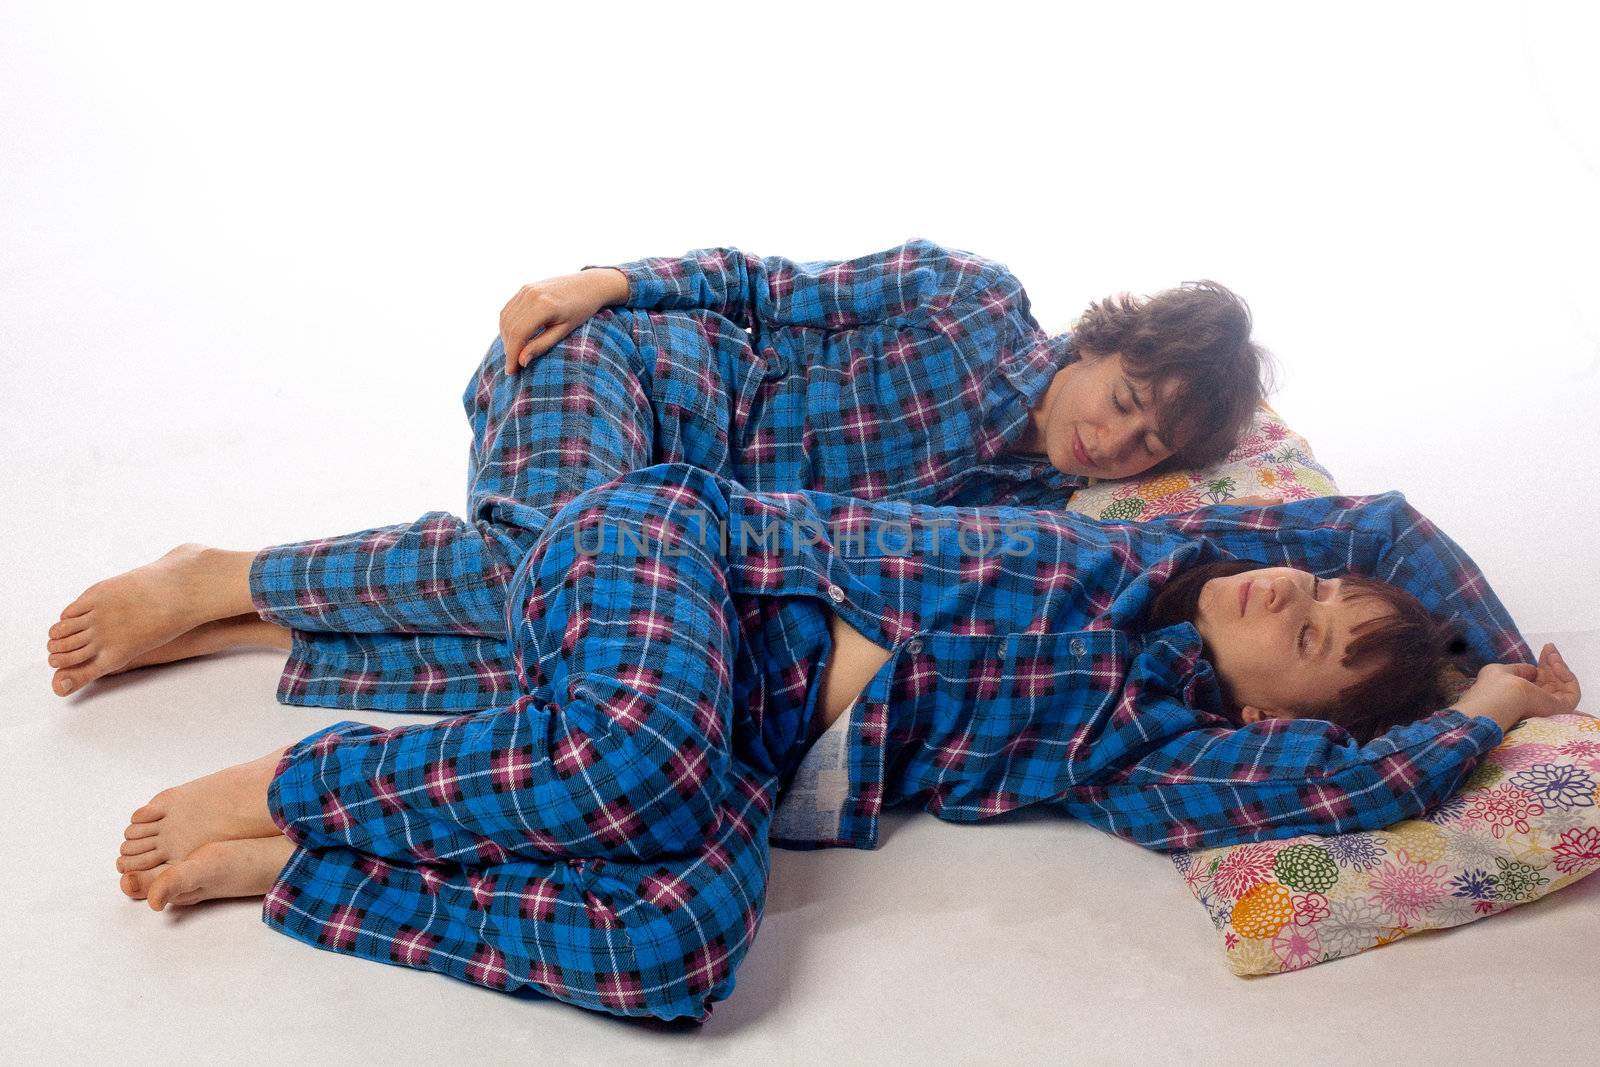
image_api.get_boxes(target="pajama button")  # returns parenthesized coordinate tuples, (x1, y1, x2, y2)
(1070, 638, 1087, 656)
(827, 584, 846, 603)
(905, 638, 924, 655)
(761, 350, 788, 380)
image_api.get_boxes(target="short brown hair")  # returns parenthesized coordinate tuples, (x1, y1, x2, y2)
(1068, 281, 1274, 471)
(1300, 572, 1469, 744)
(1147, 559, 1468, 744)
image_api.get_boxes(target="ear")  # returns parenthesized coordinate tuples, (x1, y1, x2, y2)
(1240, 704, 1298, 725)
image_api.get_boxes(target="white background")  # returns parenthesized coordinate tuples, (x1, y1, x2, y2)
(2, 2, 1597, 1061)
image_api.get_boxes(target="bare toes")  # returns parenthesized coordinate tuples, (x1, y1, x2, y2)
(148, 866, 200, 911)
(124, 822, 160, 841)
(120, 837, 158, 856)
(60, 598, 94, 621)
(49, 614, 87, 639)
(131, 797, 169, 823)
(48, 631, 92, 654)
(124, 864, 171, 901)
(118, 850, 165, 873)
(49, 646, 97, 670)
(53, 667, 95, 696)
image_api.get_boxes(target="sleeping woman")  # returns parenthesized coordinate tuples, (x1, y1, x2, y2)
(106, 461, 1579, 1023)
(46, 238, 1273, 709)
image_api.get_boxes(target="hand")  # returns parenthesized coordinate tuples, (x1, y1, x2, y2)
(1455, 644, 1583, 733)
(499, 268, 629, 375)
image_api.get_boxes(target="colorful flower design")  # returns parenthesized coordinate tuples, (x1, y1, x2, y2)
(1211, 842, 1280, 900)
(1382, 821, 1448, 864)
(1551, 827, 1600, 875)
(1366, 855, 1450, 926)
(1508, 764, 1596, 809)
(1273, 844, 1339, 892)
(1318, 898, 1392, 958)
(1463, 784, 1545, 839)
(1181, 686, 1600, 977)
(1324, 833, 1386, 871)
(1271, 923, 1323, 970)
(1291, 892, 1330, 926)
(1231, 882, 1295, 939)
(1488, 857, 1549, 902)
(1450, 868, 1494, 900)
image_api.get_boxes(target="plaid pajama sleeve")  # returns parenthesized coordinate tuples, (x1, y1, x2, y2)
(1062, 698, 1505, 851)
(586, 236, 1016, 333)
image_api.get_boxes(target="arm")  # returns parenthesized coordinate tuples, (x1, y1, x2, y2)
(579, 237, 1015, 333)
(1062, 643, 1581, 851)
(1060, 704, 1506, 851)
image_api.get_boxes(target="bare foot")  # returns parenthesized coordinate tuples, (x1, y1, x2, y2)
(116, 746, 289, 875)
(109, 613, 291, 674)
(131, 835, 298, 911)
(120, 860, 171, 901)
(48, 543, 257, 697)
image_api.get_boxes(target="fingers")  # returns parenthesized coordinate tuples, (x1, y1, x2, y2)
(501, 310, 562, 374)
(1536, 644, 1581, 709)
(518, 322, 576, 368)
(500, 286, 552, 375)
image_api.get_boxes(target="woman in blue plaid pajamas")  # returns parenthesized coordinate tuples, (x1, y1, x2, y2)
(105, 461, 1579, 1023)
(47, 238, 1274, 706)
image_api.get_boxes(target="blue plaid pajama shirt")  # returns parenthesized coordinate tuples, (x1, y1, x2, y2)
(261, 461, 1528, 1022)
(248, 238, 1084, 712)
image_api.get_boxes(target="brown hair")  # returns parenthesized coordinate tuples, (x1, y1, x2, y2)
(1068, 281, 1274, 471)
(1147, 559, 1470, 744)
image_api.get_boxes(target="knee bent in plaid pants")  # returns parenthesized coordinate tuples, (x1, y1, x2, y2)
(262, 463, 806, 1021)
(248, 316, 682, 711)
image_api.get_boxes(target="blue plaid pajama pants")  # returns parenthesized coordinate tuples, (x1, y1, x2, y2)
(262, 464, 831, 1021)
(249, 314, 727, 711)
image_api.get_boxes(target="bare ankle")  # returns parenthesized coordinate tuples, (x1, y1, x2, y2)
(188, 548, 262, 624)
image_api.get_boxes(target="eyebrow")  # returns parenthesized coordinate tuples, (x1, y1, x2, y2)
(1319, 583, 1358, 660)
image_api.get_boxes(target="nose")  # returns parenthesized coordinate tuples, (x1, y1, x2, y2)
(1264, 576, 1299, 613)
(1098, 421, 1140, 462)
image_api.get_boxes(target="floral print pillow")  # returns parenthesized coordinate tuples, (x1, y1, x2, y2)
(1063, 404, 1337, 521)
(1175, 714, 1600, 975)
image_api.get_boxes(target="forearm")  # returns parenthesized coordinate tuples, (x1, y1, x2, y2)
(579, 238, 1013, 331)
(1081, 709, 1505, 850)
(581, 266, 630, 308)
(1452, 688, 1526, 734)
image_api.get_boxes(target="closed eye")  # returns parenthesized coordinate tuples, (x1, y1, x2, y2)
(1297, 576, 1323, 655)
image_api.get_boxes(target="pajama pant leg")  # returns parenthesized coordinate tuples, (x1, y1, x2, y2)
(249, 312, 659, 712)
(262, 756, 778, 1021)
(266, 462, 753, 867)
(261, 463, 782, 1020)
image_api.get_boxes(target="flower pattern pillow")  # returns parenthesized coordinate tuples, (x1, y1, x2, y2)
(1063, 404, 1337, 521)
(1175, 714, 1600, 975)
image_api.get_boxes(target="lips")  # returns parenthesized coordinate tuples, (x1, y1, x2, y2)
(1071, 431, 1094, 469)
(1239, 581, 1251, 616)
